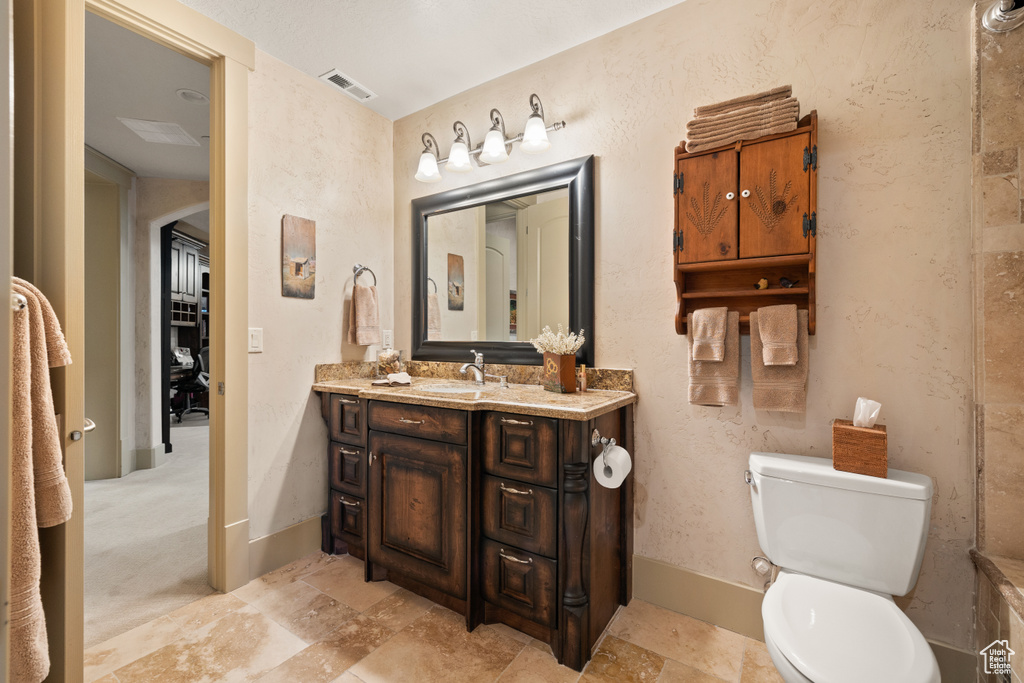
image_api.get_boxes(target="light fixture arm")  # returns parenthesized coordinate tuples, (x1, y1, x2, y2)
(452, 120, 472, 150)
(529, 94, 544, 120)
(421, 132, 440, 157)
(489, 108, 507, 137)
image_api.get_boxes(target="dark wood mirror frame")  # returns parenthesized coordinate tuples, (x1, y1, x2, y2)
(412, 155, 595, 366)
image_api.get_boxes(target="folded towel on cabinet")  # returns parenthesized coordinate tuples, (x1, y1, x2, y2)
(685, 119, 799, 153)
(347, 284, 381, 346)
(686, 97, 799, 133)
(687, 310, 740, 407)
(690, 307, 729, 362)
(694, 85, 793, 117)
(750, 309, 809, 413)
(756, 304, 799, 366)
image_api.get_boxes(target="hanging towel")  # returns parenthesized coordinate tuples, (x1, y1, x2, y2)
(687, 311, 739, 407)
(347, 284, 381, 346)
(694, 85, 793, 117)
(757, 304, 799, 366)
(13, 277, 72, 368)
(12, 283, 73, 528)
(427, 292, 442, 341)
(750, 309, 809, 413)
(690, 307, 728, 362)
(686, 98, 800, 133)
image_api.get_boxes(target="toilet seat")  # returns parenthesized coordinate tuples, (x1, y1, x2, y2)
(762, 571, 939, 683)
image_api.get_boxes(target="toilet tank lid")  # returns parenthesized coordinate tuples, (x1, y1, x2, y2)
(749, 452, 933, 500)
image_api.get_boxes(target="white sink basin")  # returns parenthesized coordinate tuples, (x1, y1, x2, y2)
(416, 384, 491, 394)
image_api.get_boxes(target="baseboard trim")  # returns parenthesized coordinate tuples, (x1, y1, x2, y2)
(632, 555, 765, 640)
(248, 516, 322, 582)
(134, 444, 165, 470)
(633, 555, 978, 681)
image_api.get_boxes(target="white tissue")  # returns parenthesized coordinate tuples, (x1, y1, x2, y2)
(594, 444, 632, 489)
(853, 397, 881, 428)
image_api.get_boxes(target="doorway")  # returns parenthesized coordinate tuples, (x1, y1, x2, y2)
(82, 11, 214, 647)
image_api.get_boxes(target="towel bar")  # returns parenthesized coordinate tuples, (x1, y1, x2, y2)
(11, 291, 27, 311)
(353, 263, 377, 286)
(427, 277, 437, 293)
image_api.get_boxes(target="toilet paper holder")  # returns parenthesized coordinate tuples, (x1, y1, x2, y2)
(591, 429, 616, 470)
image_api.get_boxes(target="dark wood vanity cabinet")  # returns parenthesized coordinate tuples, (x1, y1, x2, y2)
(319, 392, 634, 672)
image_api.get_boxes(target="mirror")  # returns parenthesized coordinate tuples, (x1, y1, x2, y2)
(412, 156, 594, 366)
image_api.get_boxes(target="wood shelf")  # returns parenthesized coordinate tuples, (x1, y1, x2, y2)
(676, 253, 812, 273)
(681, 286, 808, 299)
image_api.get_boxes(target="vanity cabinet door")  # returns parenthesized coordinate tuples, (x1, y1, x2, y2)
(481, 475, 557, 558)
(675, 149, 739, 264)
(367, 431, 467, 599)
(329, 442, 366, 498)
(329, 394, 365, 446)
(737, 133, 810, 258)
(481, 539, 557, 628)
(330, 491, 365, 547)
(482, 412, 558, 488)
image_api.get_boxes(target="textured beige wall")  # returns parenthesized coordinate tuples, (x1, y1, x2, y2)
(247, 51, 394, 540)
(393, 0, 975, 648)
(974, 7, 1024, 559)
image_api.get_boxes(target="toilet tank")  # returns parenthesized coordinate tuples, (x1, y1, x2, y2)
(748, 452, 933, 596)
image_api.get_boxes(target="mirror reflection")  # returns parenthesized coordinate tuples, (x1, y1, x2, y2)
(425, 188, 569, 343)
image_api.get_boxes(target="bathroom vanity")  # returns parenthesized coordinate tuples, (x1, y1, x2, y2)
(313, 377, 635, 671)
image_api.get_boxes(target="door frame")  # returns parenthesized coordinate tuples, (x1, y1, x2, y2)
(10, 0, 253, 677)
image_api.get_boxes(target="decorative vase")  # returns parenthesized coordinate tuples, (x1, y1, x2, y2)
(542, 352, 577, 394)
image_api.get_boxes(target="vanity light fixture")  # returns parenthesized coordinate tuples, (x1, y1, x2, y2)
(414, 94, 566, 182)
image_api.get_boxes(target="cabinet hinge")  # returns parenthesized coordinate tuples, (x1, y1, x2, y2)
(673, 172, 683, 195)
(803, 145, 818, 172)
(802, 212, 817, 238)
(673, 230, 684, 252)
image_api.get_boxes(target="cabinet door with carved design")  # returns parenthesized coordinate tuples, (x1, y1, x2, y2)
(675, 150, 739, 264)
(738, 133, 810, 258)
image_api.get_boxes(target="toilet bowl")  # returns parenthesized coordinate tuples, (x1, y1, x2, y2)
(747, 452, 941, 683)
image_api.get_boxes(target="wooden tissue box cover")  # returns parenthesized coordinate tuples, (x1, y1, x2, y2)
(832, 419, 887, 478)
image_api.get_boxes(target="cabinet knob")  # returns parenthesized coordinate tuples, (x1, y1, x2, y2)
(726, 192, 735, 201)
(741, 189, 751, 198)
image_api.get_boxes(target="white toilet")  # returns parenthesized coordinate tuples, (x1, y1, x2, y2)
(747, 452, 941, 683)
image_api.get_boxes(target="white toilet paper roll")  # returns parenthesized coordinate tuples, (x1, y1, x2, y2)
(594, 444, 632, 489)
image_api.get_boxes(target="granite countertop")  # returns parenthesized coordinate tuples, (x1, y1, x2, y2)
(312, 377, 636, 421)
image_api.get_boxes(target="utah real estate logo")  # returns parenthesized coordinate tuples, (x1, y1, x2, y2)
(981, 639, 1014, 676)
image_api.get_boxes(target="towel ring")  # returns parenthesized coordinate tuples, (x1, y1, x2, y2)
(353, 264, 376, 286)
(427, 277, 437, 293)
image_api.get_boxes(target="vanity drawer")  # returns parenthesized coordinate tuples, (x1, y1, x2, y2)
(482, 475, 557, 558)
(329, 442, 366, 498)
(368, 401, 468, 445)
(330, 491, 365, 547)
(481, 538, 557, 628)
(329, 394, 365, 446)
(482, 412, 558, 488)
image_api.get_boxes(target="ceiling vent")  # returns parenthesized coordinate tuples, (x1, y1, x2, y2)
(118, 117, 200, 146)
(319, 69, 377, 102)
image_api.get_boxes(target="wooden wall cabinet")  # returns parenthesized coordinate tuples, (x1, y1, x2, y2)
(674, 111, 817, 335)
(319, 392, 634, 672)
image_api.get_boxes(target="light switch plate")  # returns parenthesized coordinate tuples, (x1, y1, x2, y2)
(382, 329, 393, 348)
(248, 328, 263, 353)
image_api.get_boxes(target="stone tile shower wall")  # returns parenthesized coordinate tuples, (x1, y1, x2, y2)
(974, 6, 1024, 562)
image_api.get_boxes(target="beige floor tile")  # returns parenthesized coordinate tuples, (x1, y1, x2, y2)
(84, 615, 183, 683)
(302, 555, 400, 611)
(659, 659, 728, 682)
(257, 614, 394, 683)
(251, 578, 359, 643)
(91, 675, 119, 683)
(349, 605, 524, 683)
(739, 639, 783, 683)
(497, 645, 581, 682)
(113, 605, 307, 683)
(530, 637, 556, 656)
(361, 588, 434, 631)
(580, 634, 666, 682)
(486, 621, 535, 645)
(233, 551, 339, 604)
(167, 590, 248, 634)
(609, 600, 745, 682)
(330, 672, 366, 683)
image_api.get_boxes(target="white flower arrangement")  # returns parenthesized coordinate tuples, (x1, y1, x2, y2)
(529, 324, 586, 355)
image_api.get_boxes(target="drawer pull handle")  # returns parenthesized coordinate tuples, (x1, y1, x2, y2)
(500, 549, 533, 565)
(339, 447, 359, 456)
(368, 451, 376, 465)
(500, 482, 533, 496)
(339, 397, 358, 405)
(340, 498, 361, 508)
(398, 417, 425, 425)
(500, 417, 533, 426)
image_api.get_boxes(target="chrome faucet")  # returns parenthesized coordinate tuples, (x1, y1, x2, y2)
(460, 350, 485, 385)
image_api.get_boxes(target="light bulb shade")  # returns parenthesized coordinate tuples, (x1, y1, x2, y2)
(446, 141, 472, 172)
(520, 114, 551, 154)
(415, 151, 442, 183)
(480, 128, 509, 164)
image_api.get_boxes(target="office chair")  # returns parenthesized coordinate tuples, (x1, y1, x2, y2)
(173, 346, 210, 422)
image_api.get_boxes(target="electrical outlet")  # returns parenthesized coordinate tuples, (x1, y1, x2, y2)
(470, 330, 478, 341)
(382, 329, 393, 348)
(248, 328, 263, 353)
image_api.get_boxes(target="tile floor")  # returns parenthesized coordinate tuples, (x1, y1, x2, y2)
(84, 551, 783, 683)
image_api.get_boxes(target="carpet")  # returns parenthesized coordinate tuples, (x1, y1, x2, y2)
(84, 418, 213, 647)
